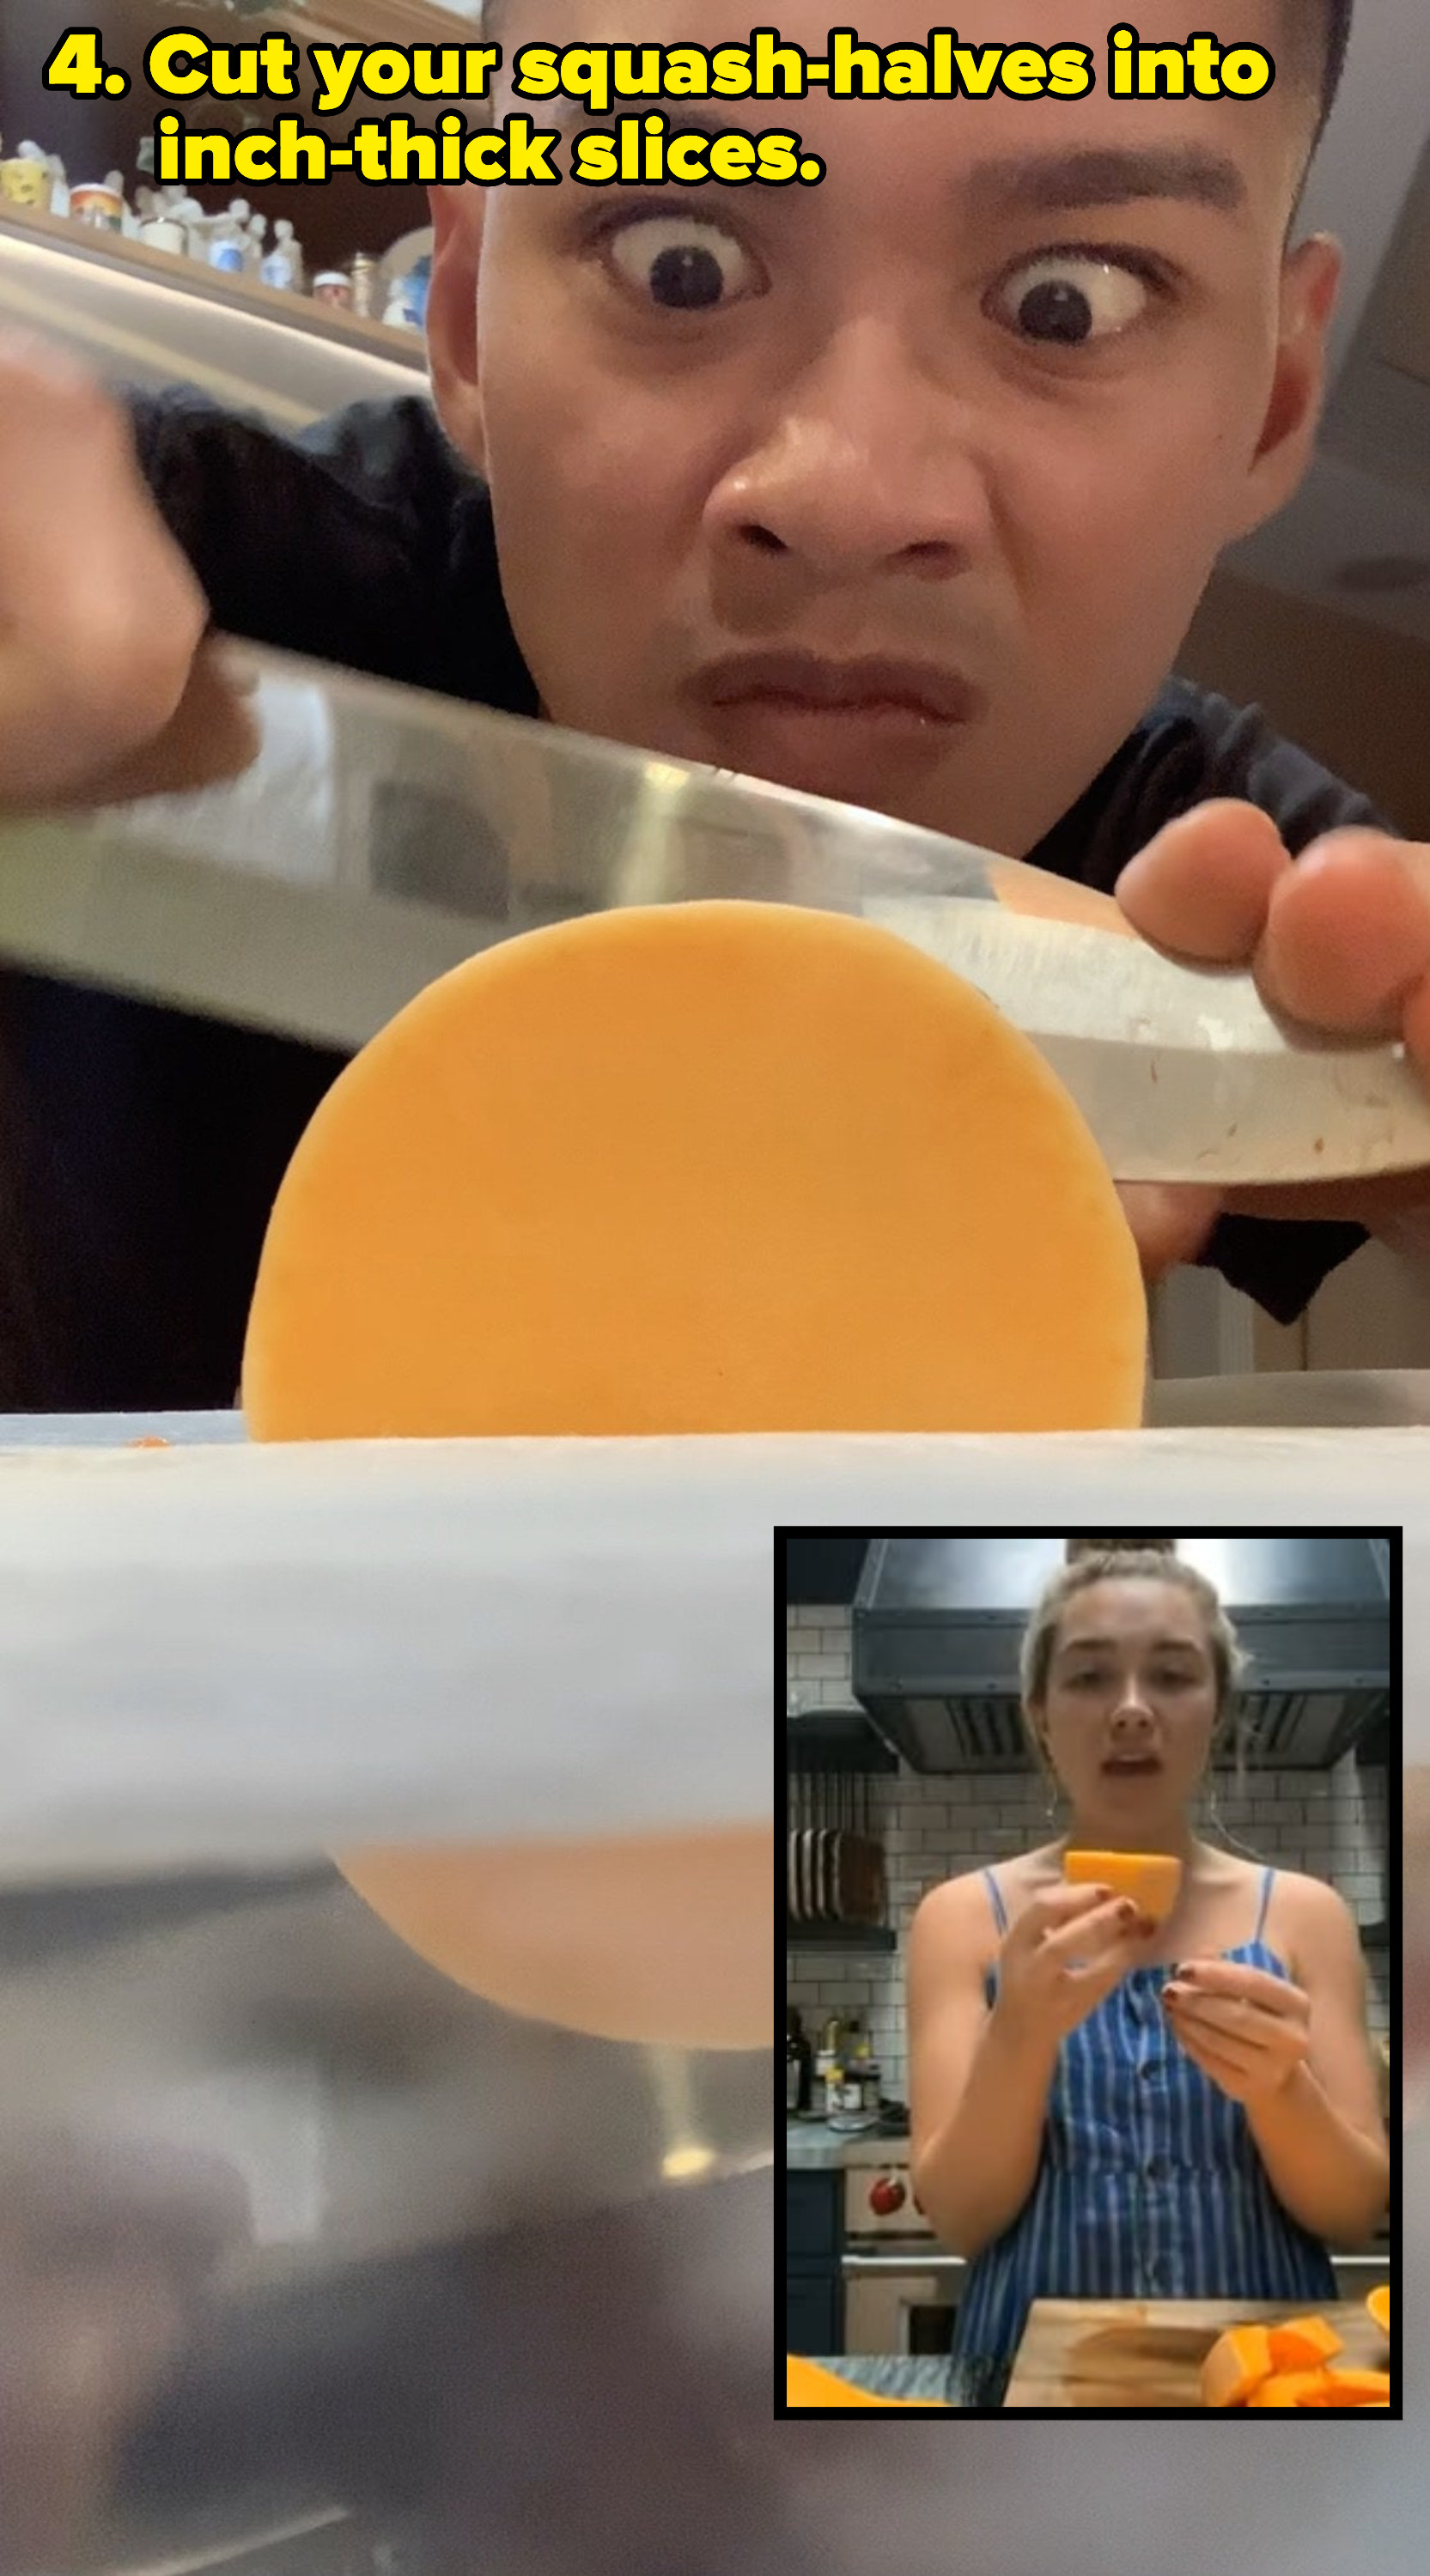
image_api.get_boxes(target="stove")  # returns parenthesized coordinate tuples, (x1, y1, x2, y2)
(839, 2122, 964, 2358)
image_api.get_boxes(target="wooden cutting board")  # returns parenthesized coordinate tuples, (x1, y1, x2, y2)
(1004, 2300, 1390, 2409)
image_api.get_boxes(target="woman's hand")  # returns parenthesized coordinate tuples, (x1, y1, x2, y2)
(993, 1881, 1156, 2054)
(1162, 1957, 1311, 2106)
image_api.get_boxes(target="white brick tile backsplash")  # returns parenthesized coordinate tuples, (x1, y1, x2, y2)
(787, 1613, 1390, 2091)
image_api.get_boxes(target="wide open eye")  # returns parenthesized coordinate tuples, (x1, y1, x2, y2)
(606, 214, 759, 313)
(991, 251, 1158, 349)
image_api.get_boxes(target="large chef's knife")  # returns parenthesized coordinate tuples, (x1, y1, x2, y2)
(0, 639, 1425, 1185)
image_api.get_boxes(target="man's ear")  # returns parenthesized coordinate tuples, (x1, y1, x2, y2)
(426, 184, 487, 473)
(1227, 232, 1343, 542)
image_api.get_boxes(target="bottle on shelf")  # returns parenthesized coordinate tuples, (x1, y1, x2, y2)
(853, 2032, 882, 2117)
(349, 251, 379, 319)
(69, 168, 127, 233)
(206, 198, 251, 275)
(133, 183, 183, 257)
(813, 2014, 843, 2120)
(828, 2014, 878, 2130)
(260, 216, 303, 293)
(0, 141, 54, 212)
(786, 2006, 813, 2116)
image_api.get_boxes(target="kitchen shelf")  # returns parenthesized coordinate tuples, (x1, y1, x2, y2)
(787, 1923, 898, 1952)
(1360, 1923, 1390, 1953)
(0, 202, 428, 368)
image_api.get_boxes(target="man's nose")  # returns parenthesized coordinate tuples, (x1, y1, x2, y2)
(705, 321, 989, 583)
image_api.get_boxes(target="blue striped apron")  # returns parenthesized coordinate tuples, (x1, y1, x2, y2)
(945, 1862, 1337, 2407)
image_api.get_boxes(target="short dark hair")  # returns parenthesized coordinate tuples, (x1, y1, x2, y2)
(1307, 0, 1354, 141)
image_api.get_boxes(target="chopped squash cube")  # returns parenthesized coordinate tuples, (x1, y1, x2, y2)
(1367, 2286, 1390, 2336)
(1201, 2324, 1275, 2408)
(1293, 2366, 1392, 2405)
(1206, 2313, 1394, 2409)
(1246, 2369, 1339, 2407)
(1267, 2315, 1344, 2371)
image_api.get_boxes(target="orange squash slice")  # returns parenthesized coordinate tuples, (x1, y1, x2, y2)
(1063, 1850, 1183, 1923)
(243, 903, 1147, 1443)
(241, 902, 1147, 2051)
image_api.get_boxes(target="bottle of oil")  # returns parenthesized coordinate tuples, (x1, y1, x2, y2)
(815, 2014, 843, 2118)
(786, 2007, 813, 2116)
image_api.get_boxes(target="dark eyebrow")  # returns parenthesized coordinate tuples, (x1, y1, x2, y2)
(1058, 1633, 1205, 1657)
(958, 144, 1248, 222)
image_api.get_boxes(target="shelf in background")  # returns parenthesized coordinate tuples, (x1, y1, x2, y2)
(0, 201, 428, 370)
(787, 1923, 898, 1952)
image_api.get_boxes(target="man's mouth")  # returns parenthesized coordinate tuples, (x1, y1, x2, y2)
(695, 649, 983, 728)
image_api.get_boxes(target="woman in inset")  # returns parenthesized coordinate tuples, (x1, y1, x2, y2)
(908, 1545, 1389, 2410)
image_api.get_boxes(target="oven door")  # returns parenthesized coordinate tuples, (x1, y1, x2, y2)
(842, 2248, 966, 2357)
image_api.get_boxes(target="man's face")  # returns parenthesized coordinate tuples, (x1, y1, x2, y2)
(429, 0, 1339, 855)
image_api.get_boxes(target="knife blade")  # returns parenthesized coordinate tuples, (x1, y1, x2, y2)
(0, 639, 1424, 1185)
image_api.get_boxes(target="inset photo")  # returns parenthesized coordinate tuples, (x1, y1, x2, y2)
(785, 1528, 1394, 2414)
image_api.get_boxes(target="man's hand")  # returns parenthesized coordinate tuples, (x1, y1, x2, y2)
(1113, 799, 1430, 1279)
(0, 338, 256, 810)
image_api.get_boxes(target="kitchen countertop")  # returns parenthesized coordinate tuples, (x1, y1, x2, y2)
(786, 2120, 906, 2170)
(799, 2292, 1392, 2409)
(1005, 2297, 1390, 2409)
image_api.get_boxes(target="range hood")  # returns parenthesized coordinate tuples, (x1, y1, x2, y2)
(851, 1535, 1391, 1774)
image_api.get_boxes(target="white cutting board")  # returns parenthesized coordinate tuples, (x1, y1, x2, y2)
(0, 1410, 1420, 1873)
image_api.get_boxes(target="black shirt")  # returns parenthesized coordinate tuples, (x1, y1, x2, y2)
(0, 387, 1384, 1411)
